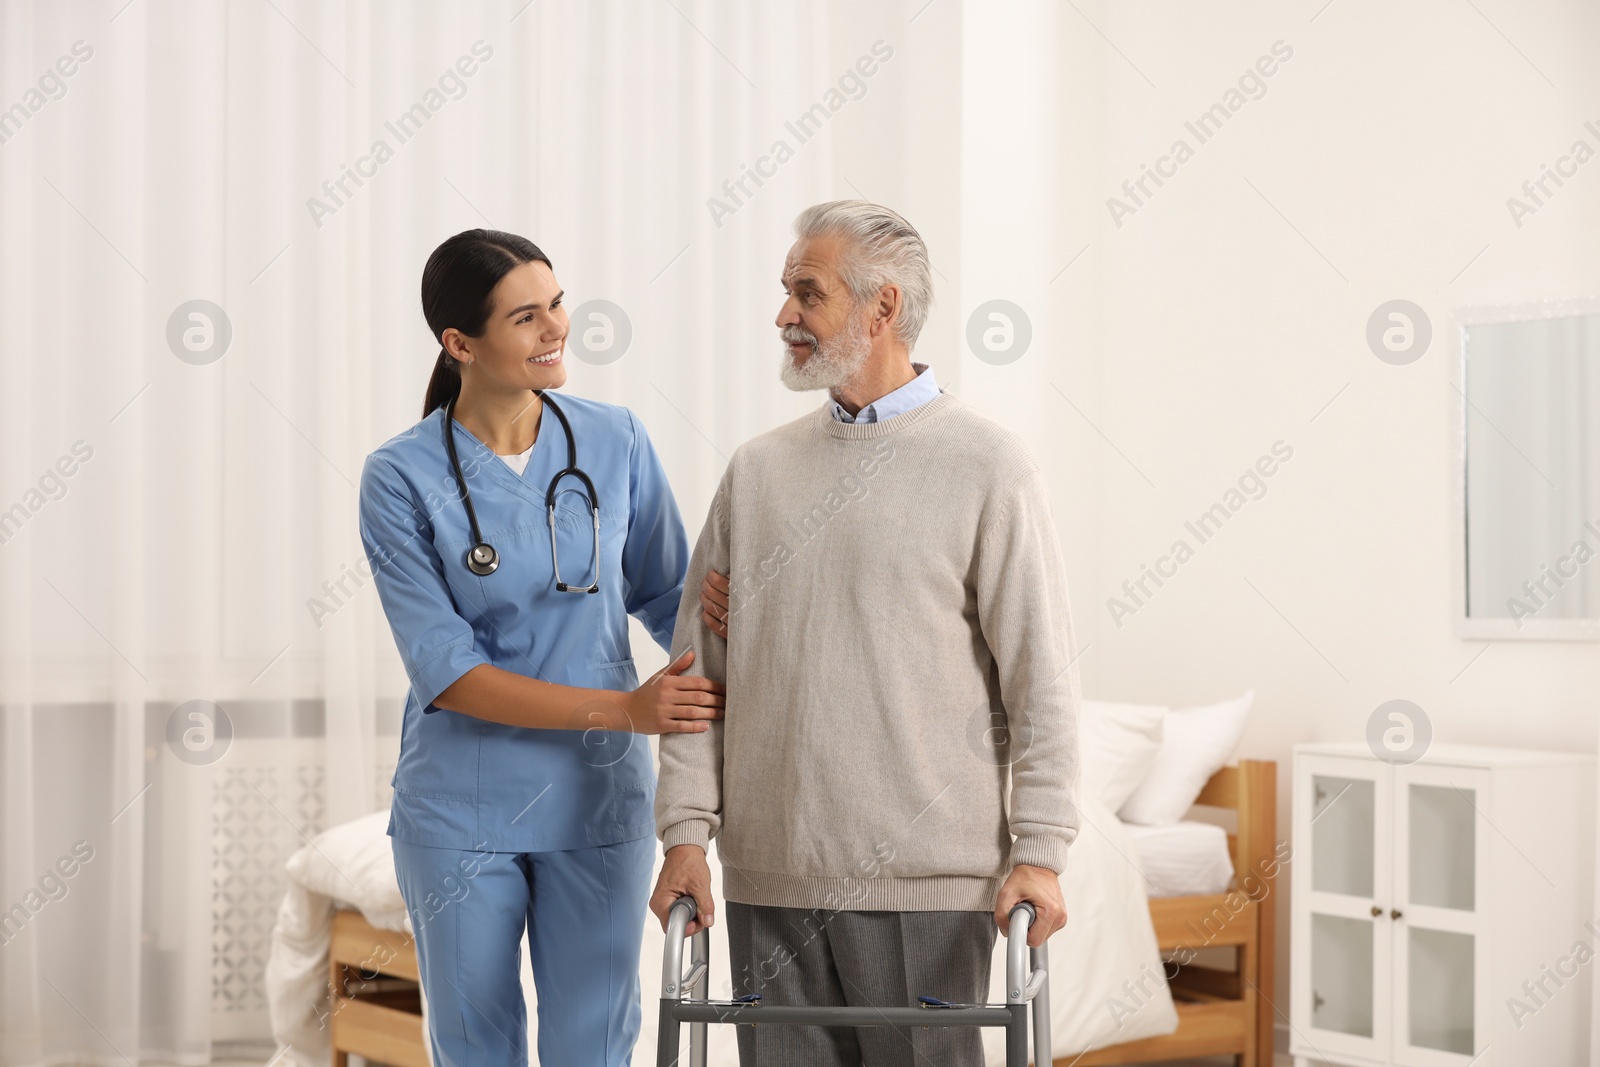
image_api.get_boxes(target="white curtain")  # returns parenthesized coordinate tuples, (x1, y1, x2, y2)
(0, 1, 832, 1062)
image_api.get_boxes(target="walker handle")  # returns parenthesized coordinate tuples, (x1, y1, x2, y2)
(661, 896, 710, 1067)
(660, 896, 700, 997)
(1004, 901, 1052, 1062)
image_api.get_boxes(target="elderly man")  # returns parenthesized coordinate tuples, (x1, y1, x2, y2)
(649, 200, 1081, 1066)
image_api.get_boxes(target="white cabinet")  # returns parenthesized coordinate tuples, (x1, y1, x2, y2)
(1290, 743, 1594, 1067)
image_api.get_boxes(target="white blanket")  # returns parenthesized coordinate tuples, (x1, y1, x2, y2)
(266, 797, 1176, 1065)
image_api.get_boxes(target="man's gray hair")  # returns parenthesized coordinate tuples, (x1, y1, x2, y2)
(793, 200, 933, 350)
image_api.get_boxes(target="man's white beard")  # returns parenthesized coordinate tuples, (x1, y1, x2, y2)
(779, 311, 871, 392)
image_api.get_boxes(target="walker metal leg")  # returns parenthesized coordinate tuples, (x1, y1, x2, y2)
(1031, 941, 1051, 1065)
(1007, 1002, 1030, 1066)
(656, 999, 681, 1067)
(688, 927, 708, 1067)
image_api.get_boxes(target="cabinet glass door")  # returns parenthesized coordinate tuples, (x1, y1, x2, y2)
(1293, 755, 1391, 1061)
(1394, 765, 1486, 1066)
(1310, 912, 1376, 1039)
(1312, 773, 1376, 898)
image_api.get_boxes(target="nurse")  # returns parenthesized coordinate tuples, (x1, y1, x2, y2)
(358, 228, 724, 1067)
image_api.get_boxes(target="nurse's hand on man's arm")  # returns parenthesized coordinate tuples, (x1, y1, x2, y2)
(649, 844, 715, 936)
(700, 569, 731, 638)
(431, 651, 722, 735)
(622, 649, 725, 735)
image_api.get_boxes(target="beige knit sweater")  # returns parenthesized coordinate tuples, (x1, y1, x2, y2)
(655, 392, 1081, 912)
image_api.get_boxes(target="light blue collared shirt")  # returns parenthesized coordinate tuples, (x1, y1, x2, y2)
(830, 362, 940, 423)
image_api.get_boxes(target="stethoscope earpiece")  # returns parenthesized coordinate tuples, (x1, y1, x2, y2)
(444, 391, 600, 593)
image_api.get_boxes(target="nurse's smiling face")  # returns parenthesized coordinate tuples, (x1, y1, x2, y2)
(445, 260, 570, 392)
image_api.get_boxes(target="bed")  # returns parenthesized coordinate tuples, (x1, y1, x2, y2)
(1067, 758, 1279, 1067)
(267, 758, 1277, 1067)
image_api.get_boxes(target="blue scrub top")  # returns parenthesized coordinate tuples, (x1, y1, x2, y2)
(358, 393, 688, 853)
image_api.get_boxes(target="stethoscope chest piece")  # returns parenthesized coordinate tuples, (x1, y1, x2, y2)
(466, 543, 499, 576)
(444, 391, 600, 593)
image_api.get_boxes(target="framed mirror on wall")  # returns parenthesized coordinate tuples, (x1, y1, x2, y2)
(1453, 298, 1600, 640)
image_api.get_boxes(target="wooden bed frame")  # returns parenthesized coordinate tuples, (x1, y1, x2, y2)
(322, 759, 1278, 1067)
(328, 909, 427, 1067)
(1065, 759, 1279, 1067)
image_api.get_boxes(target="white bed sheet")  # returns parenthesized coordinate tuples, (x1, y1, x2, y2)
(1125, 819, 1235, 898)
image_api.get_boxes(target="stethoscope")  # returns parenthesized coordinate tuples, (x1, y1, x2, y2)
(442, 390, 601, 593)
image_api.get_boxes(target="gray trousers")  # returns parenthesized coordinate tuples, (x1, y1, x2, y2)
(724, 901, 998, 1067)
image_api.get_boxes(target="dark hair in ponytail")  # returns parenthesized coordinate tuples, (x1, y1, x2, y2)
(421, 229, 554, 419)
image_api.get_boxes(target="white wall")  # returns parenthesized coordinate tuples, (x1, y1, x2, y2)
(1094, 0, 1600, 741)
(1092, 0, 1600, 1028)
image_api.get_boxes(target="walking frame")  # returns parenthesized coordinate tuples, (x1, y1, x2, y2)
(656, 896, 1052, 1067)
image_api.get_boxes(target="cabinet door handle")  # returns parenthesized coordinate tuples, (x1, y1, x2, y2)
(1390, 908, 1403, 920)
(1370, 905, 1382, 917)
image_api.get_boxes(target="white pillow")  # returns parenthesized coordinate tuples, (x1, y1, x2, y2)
(283, 810, 409, 930)
(1117, 691, 1254, 826)
(1077, 700, 1166, 809)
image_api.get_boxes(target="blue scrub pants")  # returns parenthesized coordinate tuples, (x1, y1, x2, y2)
(392, 835, 656, 1067)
